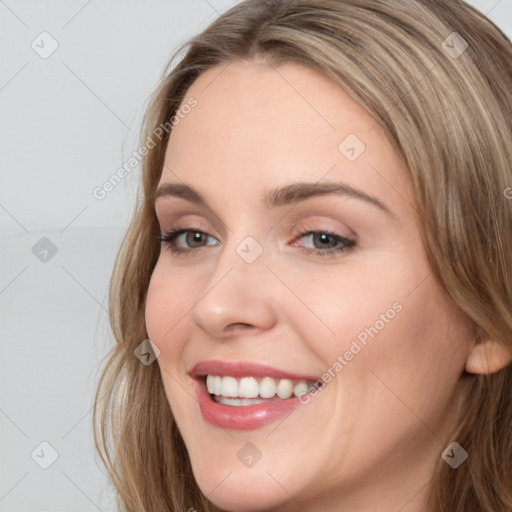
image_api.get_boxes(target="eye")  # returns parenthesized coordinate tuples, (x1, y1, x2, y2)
(157, 226, 356, 258)
(291, 229, 356, 257)
(157, 227, 218, 255)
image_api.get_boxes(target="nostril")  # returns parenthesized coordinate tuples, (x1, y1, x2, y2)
(226, 322, 254, 332)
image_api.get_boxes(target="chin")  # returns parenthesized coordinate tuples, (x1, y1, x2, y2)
(192, 466, 293, 512)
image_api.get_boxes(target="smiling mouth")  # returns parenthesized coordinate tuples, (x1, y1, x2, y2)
(204, 374, 321, 406)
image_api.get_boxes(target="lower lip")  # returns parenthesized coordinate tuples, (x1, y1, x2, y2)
(195, 379, 303, 430)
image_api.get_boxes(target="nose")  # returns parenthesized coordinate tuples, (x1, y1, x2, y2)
(190, 241, 278, 339)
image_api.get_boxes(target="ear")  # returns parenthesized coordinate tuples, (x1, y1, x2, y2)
(465, 333, 512, 375)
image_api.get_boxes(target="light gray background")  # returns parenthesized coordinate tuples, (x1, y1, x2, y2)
(1, 1, 510, 510)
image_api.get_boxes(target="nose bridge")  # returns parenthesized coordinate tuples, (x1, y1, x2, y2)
(190, 230, 277, 337)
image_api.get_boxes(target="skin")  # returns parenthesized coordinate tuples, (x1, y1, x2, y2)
(144, 59, 506, 512)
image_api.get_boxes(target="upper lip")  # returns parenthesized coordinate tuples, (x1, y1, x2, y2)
(191, 359, 320, 382)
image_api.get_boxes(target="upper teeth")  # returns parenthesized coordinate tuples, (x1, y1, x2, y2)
(206, 375, 310, 399)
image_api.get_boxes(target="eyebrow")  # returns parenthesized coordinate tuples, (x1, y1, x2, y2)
(153, 181, 394, 217)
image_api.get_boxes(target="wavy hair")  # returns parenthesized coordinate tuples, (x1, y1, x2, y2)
(93, 1, 512, 510)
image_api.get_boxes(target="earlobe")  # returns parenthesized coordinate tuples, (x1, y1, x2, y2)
(465, 334, 512, 375)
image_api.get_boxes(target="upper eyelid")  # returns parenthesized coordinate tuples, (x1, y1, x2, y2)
(155, 204, 360, 238)
(157, 214, 354, 234)
(155, 208, 229, 238)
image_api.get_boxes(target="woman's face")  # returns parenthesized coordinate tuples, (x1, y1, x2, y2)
(145, 59, 476, 511)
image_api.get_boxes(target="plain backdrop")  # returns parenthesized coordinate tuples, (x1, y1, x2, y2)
(1, 1, 511, 510)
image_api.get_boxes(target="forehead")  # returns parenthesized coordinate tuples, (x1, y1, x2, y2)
(161, 59, 412, 215)
(169, 59, 373, 158)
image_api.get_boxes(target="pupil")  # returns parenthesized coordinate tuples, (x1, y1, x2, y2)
(188, 232, 204, 247)
(315, 233, 335, 248)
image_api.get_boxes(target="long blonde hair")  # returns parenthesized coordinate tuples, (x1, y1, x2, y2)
(93, 1, 512, 510)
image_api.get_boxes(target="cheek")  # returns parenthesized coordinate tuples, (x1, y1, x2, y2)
(334, 268, 473, 426)
(144, 270, 167, 344)
(300, 250, 470, 396)
(284, 258, 413, 363)
(144, 264, 197, 416)
(144, 262, 194, 355)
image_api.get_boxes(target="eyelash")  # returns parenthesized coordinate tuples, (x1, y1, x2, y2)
(157, 225, 356, 258)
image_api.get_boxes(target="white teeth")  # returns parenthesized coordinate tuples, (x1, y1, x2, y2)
(215, 397, 269, 406)
(206, 375, 215, 394)
(259, 376, 276, 398)
(293, 381, 309, 397)
(238, 377, 259, 398)
(221, 376, 238, 397)
(214, 376, 222, 396)
(276, 378, 294, 399)
(204, 374, 312, 400)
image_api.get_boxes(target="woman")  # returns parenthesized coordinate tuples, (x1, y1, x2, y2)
(94, 1, 512, 510)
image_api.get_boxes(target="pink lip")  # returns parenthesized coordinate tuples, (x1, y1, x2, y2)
(191, 360, 320, 431)
(194, 379, 302, 430)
